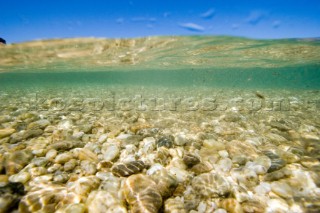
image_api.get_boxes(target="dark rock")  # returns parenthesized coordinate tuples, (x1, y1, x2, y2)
(9, 129, 43, 143)
(3, 150, 33, 175)
(224, 114, 241, 122)
(48, 140, 85, 151)
(157, 136, 174, 148)
(136, 128, 159, 137)
(119, 135, 143, 147)
(0, 38, 6, 45)
(264, 167, 292, 181)
(264, 151, 286, 173)
(183, 154, 200, 168)
(0, 182, 25, 195)
(269, 121, 291, 132)
(27, 119, 50, 130)
(111, 160, 145, 177)
(0, 182, 25, 212)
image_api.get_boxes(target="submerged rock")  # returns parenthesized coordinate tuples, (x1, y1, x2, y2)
(19, 183, 80, 212)
(183, 153, 200, 168)
(111, 160, 146, 177)
(48, 140, 85, 151)
(27, 119, 50, 130)
(151, 169, 178, 198)
(10, 129, 43, 143)
(164, 197, 186, 213)
(124, 174, 162, 213)
(192, 172, 231, 198)
(157, 136, 174, 148)
(86, 190, 127, 213)
(264, 151, 286, 172)
(0, 128, 15, 139)
(0, 182, 25, 213)
(3, 150, 33, 175)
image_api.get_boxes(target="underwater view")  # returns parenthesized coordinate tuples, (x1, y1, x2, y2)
(1, 1, 320, 213)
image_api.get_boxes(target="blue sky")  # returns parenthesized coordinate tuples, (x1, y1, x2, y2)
(1, 0, 320, 43)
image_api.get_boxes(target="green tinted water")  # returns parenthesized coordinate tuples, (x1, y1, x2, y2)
(1, 36, 319, 91)
(0, 65, 319, 90)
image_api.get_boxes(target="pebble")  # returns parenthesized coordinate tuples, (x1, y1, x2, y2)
(27, 119, 50, 130)
(216, 158, 233, 172)
(0, 128, 15, 139)
(168, 166, 190, 183)
(101, 143, 120, 162)
(192, 172, 231, 198)
(57, 203, 87, 213)
(86, 190, 127, 213)
(111, 160, 145, 177)
(174, 133, 188, 146)
(53, 173, 69, 183)
(218, 150, 229, 158)
(264, 151, 286, 172)
(55, 153, 73, 164)
(203, 139, 225, 150)
(232, 155, 248, 166)
(10, 129, 43, 143)
(264, 167, 292, 181)
(80, 160, 97, 175)
(147, 163, 164, 175)
(124, 174, 162, 213)
(266, 199, 289, 212)
(31, 149, 47, 157)
(74, 148, 98, 162)
(3, 150, 33, 175)
(0, 175, 8, 185)
(69, 176, 100, 198)
(183, 153, 200, 168)
(48, 140, 85, 151)
(157, 136, 174, 148)
(271, 181, 293, 199)
(214, 209, 227, 213)
(64, 159, 78, 172)
(152, 169, 178, 198)
(190, 162, 213, 175)
(29, 167, 47, 177)
(164, 197, 186, 213)
(140, 137, 156, 154)
(32, 157, 49, 167)
(47, 163, 61, 173)
(46, 149, 58, 160)
(253, 156, 272, 173)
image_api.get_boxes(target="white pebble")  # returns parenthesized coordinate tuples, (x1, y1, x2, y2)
(147, 163, 164, 175)
(218, 150, 229, 158)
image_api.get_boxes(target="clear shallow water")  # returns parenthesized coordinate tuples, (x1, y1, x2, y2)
(0, 36, 320, 213)
(0, 65, 320, 90)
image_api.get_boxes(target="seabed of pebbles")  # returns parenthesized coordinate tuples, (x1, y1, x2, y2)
(0, 86, 320, 213)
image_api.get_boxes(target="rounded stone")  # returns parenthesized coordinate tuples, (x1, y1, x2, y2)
(55, 153, 73, 164)
(64, 159, 78, 172)
(8, 172, 31, 184)
(157, 136, 174, 148)
(45, 149, 58, 161)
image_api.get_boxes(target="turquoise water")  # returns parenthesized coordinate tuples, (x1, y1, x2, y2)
(0, 65, 319, 90)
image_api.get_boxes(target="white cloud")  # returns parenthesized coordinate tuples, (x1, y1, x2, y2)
(179, 23, 205, 32)
(200, 8, 216, 19)
(246, 10, 267, 25)
(131, 17, 157, 22)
